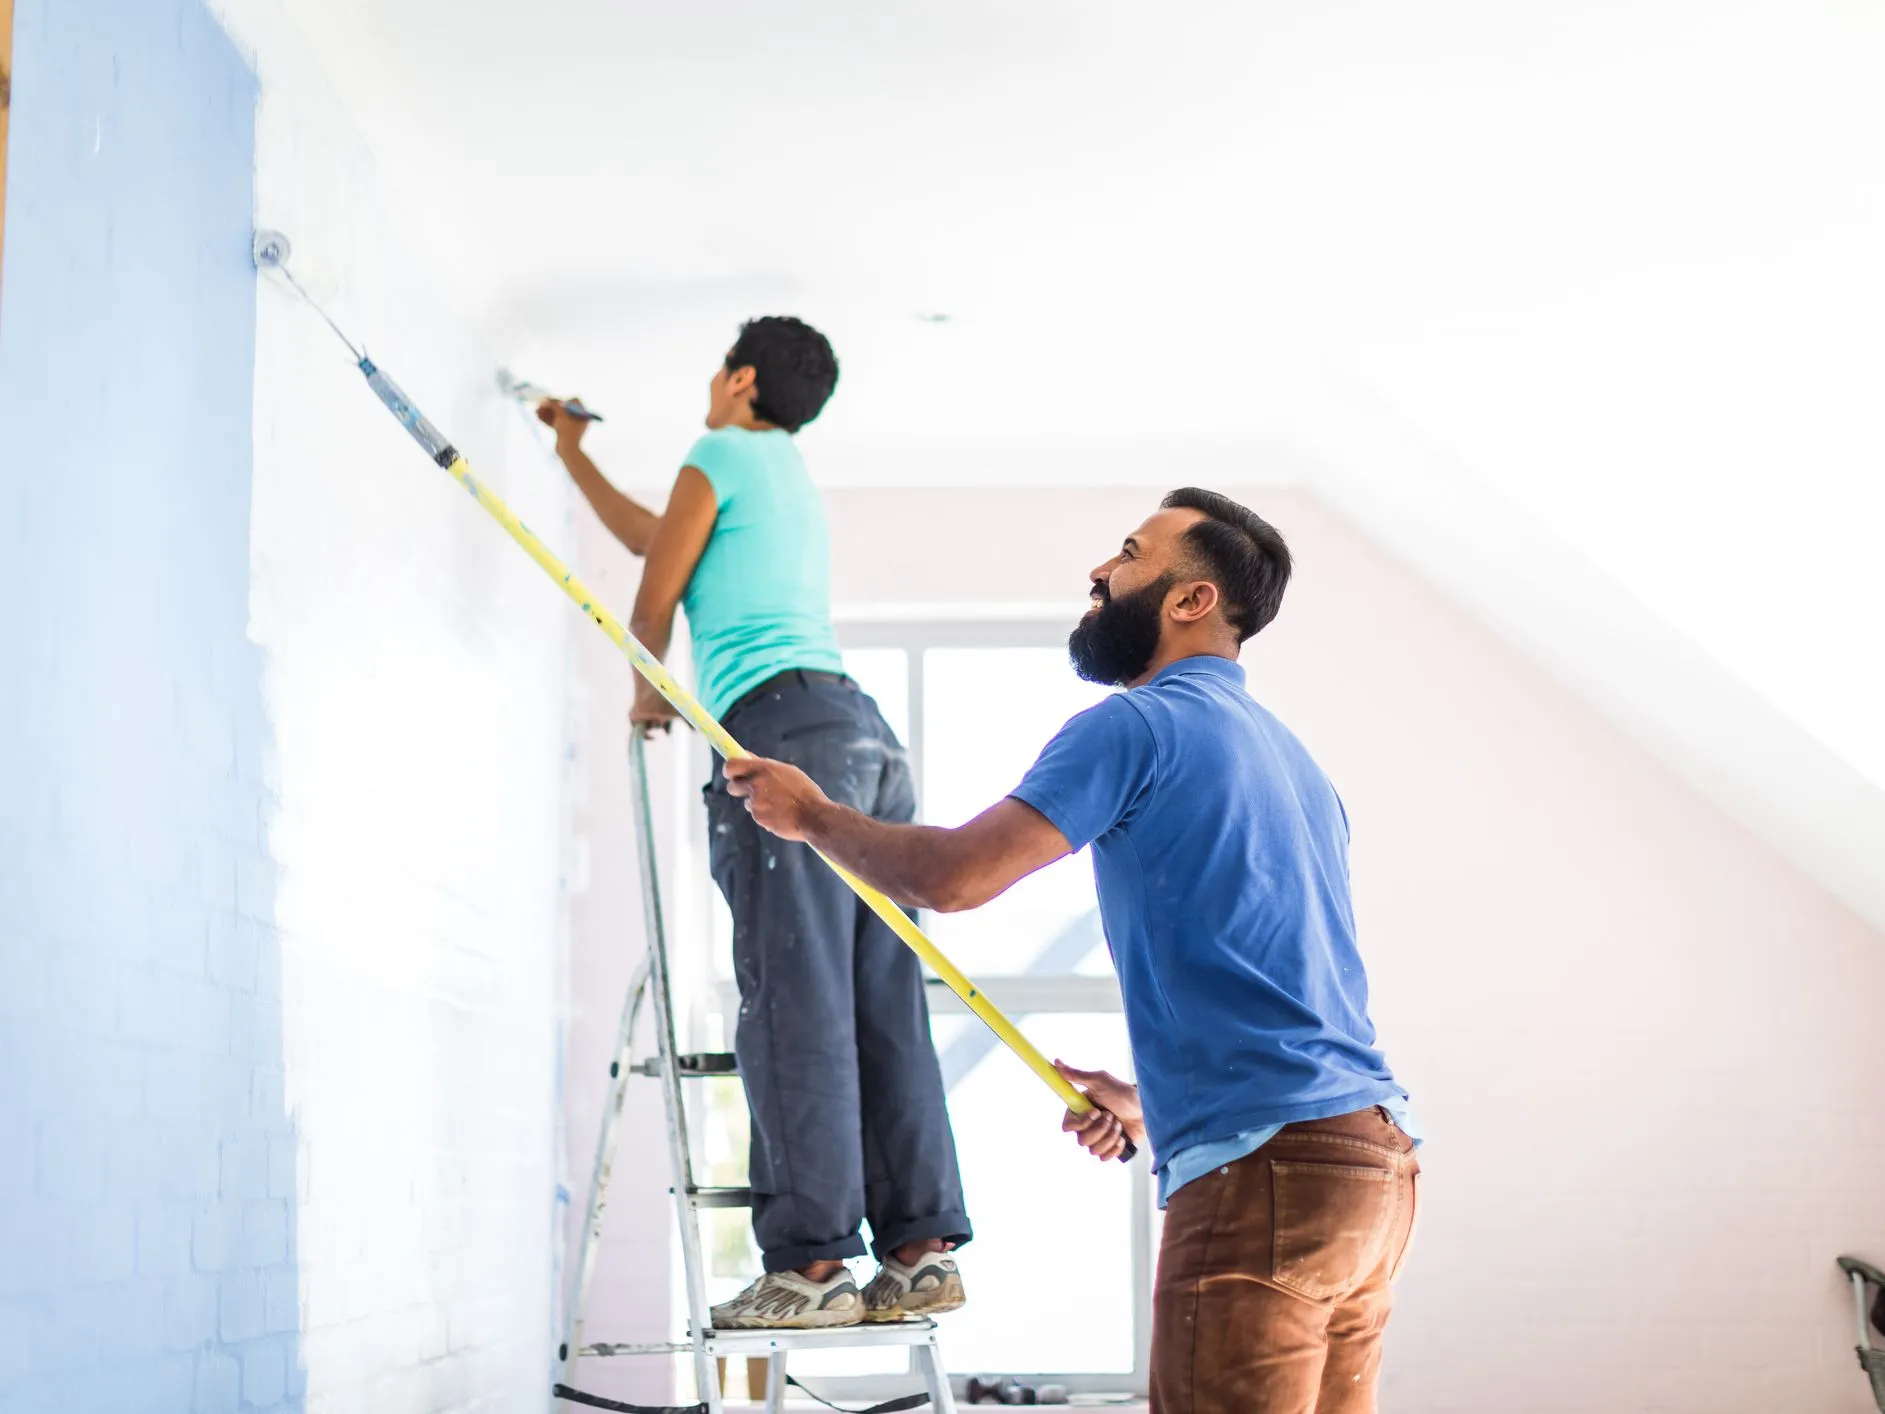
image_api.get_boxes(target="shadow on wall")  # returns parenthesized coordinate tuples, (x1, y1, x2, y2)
(0, 1, 304, 1410)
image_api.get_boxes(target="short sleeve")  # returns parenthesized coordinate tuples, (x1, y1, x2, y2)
(1009, 694, 1159, 851)
(682, 432, 741, 510)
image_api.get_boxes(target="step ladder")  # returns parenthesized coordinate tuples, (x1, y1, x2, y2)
(553, 734, 959, 1414)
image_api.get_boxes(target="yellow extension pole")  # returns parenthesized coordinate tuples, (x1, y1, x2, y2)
(339, 348, 1110, 1130)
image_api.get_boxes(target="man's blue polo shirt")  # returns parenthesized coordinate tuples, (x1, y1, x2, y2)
(1009, 655, 1412, 1201)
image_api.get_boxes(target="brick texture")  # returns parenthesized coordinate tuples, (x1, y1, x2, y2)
(1, 0, 577, 1410)
(0, 1, 299, 1410)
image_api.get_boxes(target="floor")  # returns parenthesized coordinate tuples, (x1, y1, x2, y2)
(721, 1403, 1148, 1412)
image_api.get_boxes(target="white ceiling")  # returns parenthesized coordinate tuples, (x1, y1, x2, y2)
(275, 1, 1879, 442)
(268, 0, 1885, 908)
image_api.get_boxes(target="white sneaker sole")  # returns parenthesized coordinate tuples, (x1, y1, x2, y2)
(713, 1304, 864, 1331)
(863, 1276, 966, 1323)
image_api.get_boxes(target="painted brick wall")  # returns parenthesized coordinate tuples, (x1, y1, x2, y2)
(0, 1, 302, 1411)
(2, 0, 582, 1409)
(211, 0, 581, 1407)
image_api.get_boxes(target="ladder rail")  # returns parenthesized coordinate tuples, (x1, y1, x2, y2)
(560, 952, 653, 1388)
(629, 732, 722, 1412)
(558, 733, 957, 1414)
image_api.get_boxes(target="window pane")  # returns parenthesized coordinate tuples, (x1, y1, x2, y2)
(921, 648, 1112, 976)
(942, 1012, 1139, 1373)
(693, 645, 1141, 1381)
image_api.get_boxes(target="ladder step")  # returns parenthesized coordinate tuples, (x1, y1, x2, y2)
(579, 1320, 939, 1357)
(632, 1052, 739, 1079)
(686, 1186, 752, 1209)
(700, 1321, 940, 1354)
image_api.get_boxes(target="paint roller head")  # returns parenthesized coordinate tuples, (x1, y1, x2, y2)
(247, 229, 365, 361)
(250, 229, 346, 306)
(252, 229, 292, 269)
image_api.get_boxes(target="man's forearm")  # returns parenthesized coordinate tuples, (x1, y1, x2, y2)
(559, 445, 660, 555)
(728, 770, 1065, 911)
(800, 802, 972, 914)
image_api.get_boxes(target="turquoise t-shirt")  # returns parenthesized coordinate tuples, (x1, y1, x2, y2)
(678, 427, 845, 720)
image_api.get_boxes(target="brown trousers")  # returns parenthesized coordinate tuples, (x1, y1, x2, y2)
(1150, 1106, 1421, 1414)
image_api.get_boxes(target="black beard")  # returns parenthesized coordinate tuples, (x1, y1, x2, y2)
(1069, 573, 1174, 686)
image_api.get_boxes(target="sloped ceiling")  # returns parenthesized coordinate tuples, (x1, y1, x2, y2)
(257, 0, 1885, 924)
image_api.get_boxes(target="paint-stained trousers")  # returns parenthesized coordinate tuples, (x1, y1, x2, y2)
(705, 671, 972, 1273)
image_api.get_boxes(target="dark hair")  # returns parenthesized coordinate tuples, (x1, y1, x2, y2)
(1160, 488, 1292, 641)
(726, 316, 839, 433)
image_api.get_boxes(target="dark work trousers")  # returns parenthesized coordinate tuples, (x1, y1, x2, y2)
(705, 671, 972, 1273)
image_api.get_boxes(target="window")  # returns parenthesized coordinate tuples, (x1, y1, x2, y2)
(919, 647, 1113, 978)
(688, 621, 1154, 1397)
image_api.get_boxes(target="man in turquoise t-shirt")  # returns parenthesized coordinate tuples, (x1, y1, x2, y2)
(539, 318, 971, 1331)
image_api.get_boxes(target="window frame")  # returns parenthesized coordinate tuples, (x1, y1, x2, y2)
(680, 616, 1155, 1398)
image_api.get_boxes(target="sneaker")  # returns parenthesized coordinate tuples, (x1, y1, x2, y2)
(709, 1269, 863, 1330)
(862, 1252, 966, 1323)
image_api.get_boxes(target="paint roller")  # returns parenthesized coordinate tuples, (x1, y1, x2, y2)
(250, 228, 1137, 1162)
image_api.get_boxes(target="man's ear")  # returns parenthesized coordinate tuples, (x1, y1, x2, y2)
(1169, 580, 1220, 625)
(725, 365, 758, 400)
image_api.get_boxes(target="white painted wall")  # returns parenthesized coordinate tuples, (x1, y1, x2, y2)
(1278, 381, 1885, 965)
(213, 3, 576, 1409)
(1256, 493, 1885, 1414)
(813, 484, 1885, 1411)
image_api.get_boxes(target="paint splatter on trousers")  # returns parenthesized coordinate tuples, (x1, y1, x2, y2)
(706, 672, 972, 1273)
